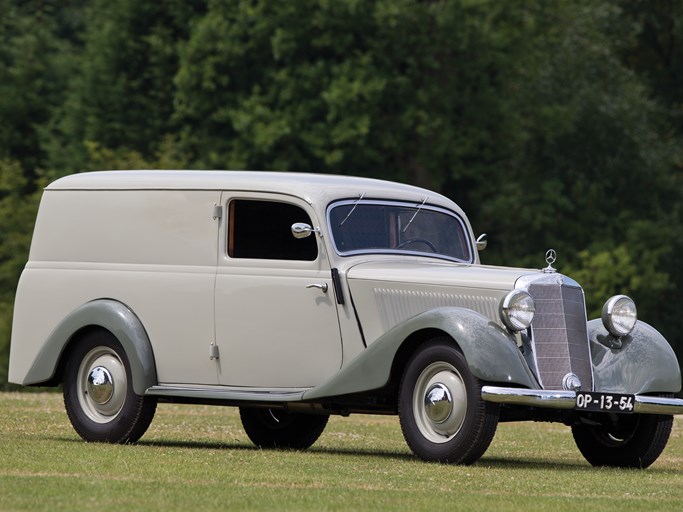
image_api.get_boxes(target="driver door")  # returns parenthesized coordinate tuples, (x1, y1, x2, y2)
(214, 193, 342, 388)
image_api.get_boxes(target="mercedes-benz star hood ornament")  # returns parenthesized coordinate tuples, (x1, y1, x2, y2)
(543, 249, 557, 273)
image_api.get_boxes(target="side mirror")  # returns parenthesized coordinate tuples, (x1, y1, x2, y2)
(476, 233, 488, 251)
(291, 223, 319, 239)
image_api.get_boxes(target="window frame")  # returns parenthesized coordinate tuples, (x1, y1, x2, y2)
(326, 199, 474, 264)
(226, 197, 319, 262)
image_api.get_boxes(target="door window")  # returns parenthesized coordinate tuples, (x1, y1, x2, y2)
(228, 199, 318, 261)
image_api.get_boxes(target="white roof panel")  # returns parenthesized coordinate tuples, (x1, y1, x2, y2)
(47, 170, 465, 214)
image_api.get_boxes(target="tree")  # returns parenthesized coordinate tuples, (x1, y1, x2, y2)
(0, 0, 81, 178)
(47, 0, 206, 173)
(174, 0, 535, 189)
(465, 1, 682, 360)
(0, 159, 42, 387)
(1, 0, 682, 384)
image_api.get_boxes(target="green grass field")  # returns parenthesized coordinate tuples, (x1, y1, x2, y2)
(1, 392, 681, 511)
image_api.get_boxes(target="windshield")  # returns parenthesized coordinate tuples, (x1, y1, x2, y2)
(327, 200, 472, 262)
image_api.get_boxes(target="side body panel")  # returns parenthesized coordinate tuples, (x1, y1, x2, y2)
(9, 189, 219, 387)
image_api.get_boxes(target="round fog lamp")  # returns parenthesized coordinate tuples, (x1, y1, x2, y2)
(602, 295, 637, 337)
(500, 290, 535, 332)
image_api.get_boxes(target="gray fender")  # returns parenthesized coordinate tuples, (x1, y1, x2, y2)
(23, 299, 157, 395)
(589, 319, 682, 394)
(304, 307, 538, 400)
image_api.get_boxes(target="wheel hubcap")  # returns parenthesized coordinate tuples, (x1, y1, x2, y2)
(87, 366, 114, 404)
(424, 383, 452, 423)
(413, 362, 467, 443)
(77, 347, 128, 423)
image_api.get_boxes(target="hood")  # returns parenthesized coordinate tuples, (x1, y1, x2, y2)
(346, 259, 538, 292)
(344, 259, 541, 344)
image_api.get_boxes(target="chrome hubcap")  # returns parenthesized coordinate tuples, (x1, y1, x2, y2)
(87, 366, 114, 404)
(77, 347, 128, 423)
(413, 362, 467, 443)
(424, 383, 452, 423)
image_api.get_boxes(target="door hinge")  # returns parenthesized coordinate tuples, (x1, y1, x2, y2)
(212, 204, 222, 220)
(209, 342, 220, 360)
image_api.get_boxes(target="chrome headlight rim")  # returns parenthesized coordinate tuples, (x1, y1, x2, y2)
(602, 294, 637, 338)
(500, 290, 535, 332)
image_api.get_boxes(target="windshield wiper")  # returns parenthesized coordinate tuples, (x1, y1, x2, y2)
(339, 192, 366, 226)
(402, 196, 428, 233)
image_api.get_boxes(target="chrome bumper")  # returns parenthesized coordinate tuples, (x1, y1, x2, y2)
(481, 386, 683, 415)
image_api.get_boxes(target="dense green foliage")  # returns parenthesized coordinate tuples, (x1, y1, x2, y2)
(1, 0, 682, 386)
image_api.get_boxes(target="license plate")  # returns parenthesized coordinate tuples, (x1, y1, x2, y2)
(575, 392, 635, 414)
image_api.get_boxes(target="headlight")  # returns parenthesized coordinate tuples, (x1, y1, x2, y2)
(602, 295, 637, 337)
(500, 290, 535, 332)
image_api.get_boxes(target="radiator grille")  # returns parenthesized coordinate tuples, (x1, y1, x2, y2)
(527, 281, 593, 391)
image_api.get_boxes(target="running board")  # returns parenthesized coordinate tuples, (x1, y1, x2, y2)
(146, 385, 309, 403)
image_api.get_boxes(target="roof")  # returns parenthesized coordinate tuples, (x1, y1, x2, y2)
(46, 170, 465, 214)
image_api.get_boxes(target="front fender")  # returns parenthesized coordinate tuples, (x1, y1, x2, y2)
(304, 307, 537, 400)
(22, 299, 157, 395)
(589, 319, 681, 394)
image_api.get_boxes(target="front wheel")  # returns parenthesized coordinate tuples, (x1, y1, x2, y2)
(63, 329, 157, 443)
(398, 338, 499, 464)
(240, 408, 329, 450)
(572, 411, 673, 468)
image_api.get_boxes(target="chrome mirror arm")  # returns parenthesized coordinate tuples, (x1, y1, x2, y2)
(291, 222, 321, 239)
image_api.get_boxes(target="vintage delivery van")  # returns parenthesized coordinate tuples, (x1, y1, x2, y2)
(9, 170, 683, 467)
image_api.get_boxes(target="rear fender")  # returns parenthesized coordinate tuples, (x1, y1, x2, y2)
(21, 299, 157, 395)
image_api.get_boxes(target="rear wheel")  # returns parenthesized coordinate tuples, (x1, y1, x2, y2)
(240, 407, 329, 450)
(398, 338, 499, 464)
(63, 329, 157, 443)
(572, 411, 673, 468)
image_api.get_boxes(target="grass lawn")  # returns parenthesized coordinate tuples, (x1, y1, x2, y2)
(0, 392, 681, 511)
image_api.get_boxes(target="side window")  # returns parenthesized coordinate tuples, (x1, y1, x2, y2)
(228, 199, 318, 261)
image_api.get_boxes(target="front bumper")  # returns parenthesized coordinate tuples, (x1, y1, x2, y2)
(481, 386, 683, 415)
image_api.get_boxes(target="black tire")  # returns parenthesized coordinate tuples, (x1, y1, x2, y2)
(398, 338, 499, 464)
(572, 411, 673, 468)
(240, 407, 329, 450)
(63, 329, 157, 443)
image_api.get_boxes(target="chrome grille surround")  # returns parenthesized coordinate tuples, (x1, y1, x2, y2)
(516, 273, 594, 391)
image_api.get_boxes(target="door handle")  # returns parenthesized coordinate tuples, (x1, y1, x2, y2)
(306, 283, 328, 293)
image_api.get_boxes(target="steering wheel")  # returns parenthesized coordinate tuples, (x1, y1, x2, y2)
(396, 238, 437, 252)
